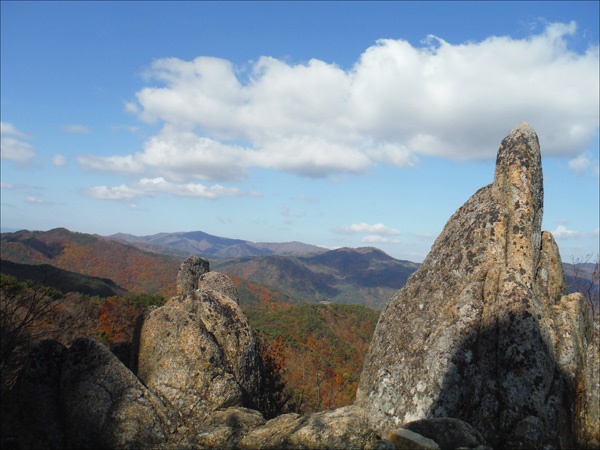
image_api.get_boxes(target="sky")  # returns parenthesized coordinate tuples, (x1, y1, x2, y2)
(1, 1, 599, 263)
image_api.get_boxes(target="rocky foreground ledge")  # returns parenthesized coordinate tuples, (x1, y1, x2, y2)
(7, 124, 600, 449)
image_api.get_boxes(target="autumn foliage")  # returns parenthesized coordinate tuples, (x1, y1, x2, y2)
(245, 303, 379, 413)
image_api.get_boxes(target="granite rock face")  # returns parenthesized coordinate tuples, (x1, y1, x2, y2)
(356, 123, 593, 449)
(135, 260, 266, 425)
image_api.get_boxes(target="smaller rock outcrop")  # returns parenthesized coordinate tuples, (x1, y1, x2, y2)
(136, 262, 266, 426)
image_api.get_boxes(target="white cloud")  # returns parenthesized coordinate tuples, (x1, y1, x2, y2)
(0, 122, 35, 163)
(82, 21, 598, 187)
(86, 177, 246, 201)
(568, 152, 599, 175)
(1, 123, 32, 139)
(362, 235, 402, 244)
(0, 181, 15, 189)
(52, 155, 67, 167)
(336, 222, 401, 235)
(61, 124, 90, 134)
(552, 225, 581, 239)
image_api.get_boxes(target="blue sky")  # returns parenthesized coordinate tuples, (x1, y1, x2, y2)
(1, 1, 598, 263)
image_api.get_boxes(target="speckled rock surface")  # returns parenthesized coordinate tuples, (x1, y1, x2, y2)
(356, 123, 593, 448)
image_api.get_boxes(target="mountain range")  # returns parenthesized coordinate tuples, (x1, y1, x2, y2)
(1, 228, 596, 311)
(0, 228, 419, 309)
(110, 230, 327, 258)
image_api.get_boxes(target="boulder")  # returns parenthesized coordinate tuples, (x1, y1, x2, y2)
(356, 123, 592, 448)
(193, 407, 266, 449)
(388, 428, 440, 450)
(240, 405, 379, 449)
(404, 417, 487, 450)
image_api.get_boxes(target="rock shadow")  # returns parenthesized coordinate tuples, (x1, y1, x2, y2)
(427, 310, 578, 449)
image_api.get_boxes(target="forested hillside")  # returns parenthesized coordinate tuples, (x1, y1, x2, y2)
(1, 228, 180, 296)
(245, 303, 380, 412)
(0, 259, 125, 298)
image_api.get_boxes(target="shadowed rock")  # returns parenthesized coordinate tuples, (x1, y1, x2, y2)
(60, 338, 177, 449)
(356, 123, 593, 448)
(12, 340, 67, 449)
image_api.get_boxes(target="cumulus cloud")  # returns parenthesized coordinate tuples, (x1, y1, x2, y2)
(86, 177, 246, 201)
(83, 21, 597, 190)
(1, 122, 35, 163)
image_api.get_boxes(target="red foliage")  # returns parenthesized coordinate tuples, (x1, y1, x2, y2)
(98, 296, 138, 345)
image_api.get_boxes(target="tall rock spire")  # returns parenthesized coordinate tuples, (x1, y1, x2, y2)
(356, 123, 592, 449)
(492, 122, 543, 284)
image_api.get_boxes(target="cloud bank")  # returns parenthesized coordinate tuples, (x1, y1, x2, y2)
(87, 177, 245, 201)
(80, 21, 599, 199)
